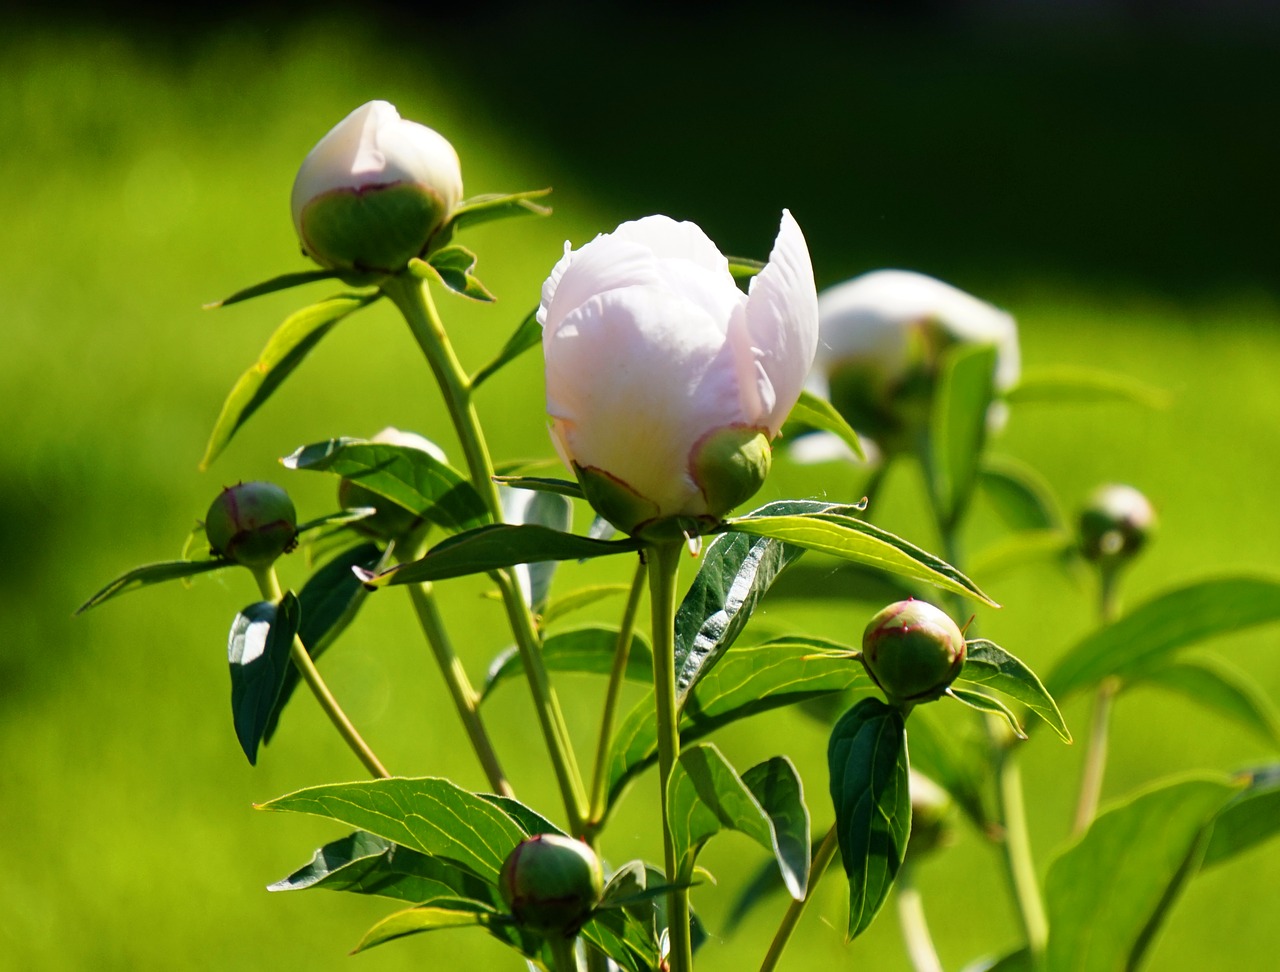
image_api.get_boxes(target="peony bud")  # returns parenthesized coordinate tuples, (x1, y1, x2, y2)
(539, 211, 818, 539)
(1078, 483, 1155, 565)
(291, 101, 463, 273)
(861, 599, 966, 703)
(205, 481, 297, 567)
(337, 427, 447, 540)
(498, 834, 604, 937)
(809, 270, 1020, 456)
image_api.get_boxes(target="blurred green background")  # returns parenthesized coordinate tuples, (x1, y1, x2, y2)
(3, 6, 1278, 969)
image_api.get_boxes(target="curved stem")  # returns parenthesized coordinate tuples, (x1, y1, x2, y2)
(759, 824, 840, 972)
(649, 540, 692, 972)
(382, 272, 587, 831)
(1072, 568, 1123, 835)
(896, 863, 944, 972)
(588, 556, 648, 830)
(994, 743, 1048, 957)
(252, 566, 389, 778)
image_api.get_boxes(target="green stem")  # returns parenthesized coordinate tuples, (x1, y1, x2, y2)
(252, 566, 389, 778)
(399, 543, 511, 795)
(994, 743, 1048, 957)
(759, 824, 840, 972)
(382, 272, 587, 831)
(547, 934, 581, 972)
(896, 862, 943, 972)
(649, 540, 692, 972)
(1072, 567, 1123, 836)
(588, 557, 648, 830)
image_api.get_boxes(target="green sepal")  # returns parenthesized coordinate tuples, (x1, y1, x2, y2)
(410, 245, 496, 302)
(690, 426, 771, 519)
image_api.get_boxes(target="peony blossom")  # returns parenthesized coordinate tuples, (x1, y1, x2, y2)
(808, 270, 1020, 456)
(538, 211, 818, 538)
(291, 100, 463, 273)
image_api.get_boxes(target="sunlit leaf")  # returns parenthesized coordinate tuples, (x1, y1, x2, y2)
(351, 898, 513, 954)
(502, 488, 573, 614)
(228, 594, 299, 765)
(947, 686, 1028, 740)
(956, 639, 1070, 742)
(450, 188, 553, 231)
(785, 389, 866, 460)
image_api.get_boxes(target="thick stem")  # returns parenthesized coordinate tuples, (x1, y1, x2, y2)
(588, 557, 648, 829)
(759, 824, 840, 972)
(382, 272, 587, 830)
(1072, 567, 1123, 835)
(896, 863, 944, 972)
(401, 566, 512, 796)
(649, 540, 692, 972)
(994, 744, 1048, 957)
(252, 566, 389, 778)
(547, 934, 581, 972)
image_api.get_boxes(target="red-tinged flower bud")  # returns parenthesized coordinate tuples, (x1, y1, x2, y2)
(861, 599, 966, 703)
(1078, 483, 1156, 565)
(498, 834, 604, 937)
(204, 481, 297, 568)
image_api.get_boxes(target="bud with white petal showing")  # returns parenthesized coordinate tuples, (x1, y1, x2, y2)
(1078, 483, 1155, 566)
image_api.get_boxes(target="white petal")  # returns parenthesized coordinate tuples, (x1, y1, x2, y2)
(743, 210, 820, 433)
(537, 235, 662, 335)
(609, 215, 730, 274)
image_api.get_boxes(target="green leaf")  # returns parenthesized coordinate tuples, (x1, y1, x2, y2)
(727, 511, 997, 607)
(410, 245, 496, 302)
(1136, 655, 1280, 747)
(258, 777, 529, 883)
(204, 269, 347, 308)
(228, 594, 300, 765)
(502, 488, 574, 614)
(785, 389, 866, 461)
(1201, 765, 1280, 869)
(471, 307, 541, 389)
(540, 583, 633, 627)
(283, 438, 489, 534)
(929, 344, 998, 525)
(1044, 776, 1240, 972)
(979, 455, 1064, 531)
(450, 188, 553, 231)
(1048, 576, 1280, 701)
(492, 475, 585, 499)
(264, 543, 384, 744)
(75, 557, 231, 614)
(726, 255, 766, 281)
(668, 745, 810, 898)
(268, 831, 491, 903)
(294, 507, 378, 535)
(1008, 365, 1170, 409)
(969, 529, 1075, 580)
(765, 559, 923, 606)
(352, 898, 515, 954)
(955, 639, 1071, 742)
(365, 524, 642, 588)
(478, 793, 565, 840)
(482, 624, 653, 702)
(675, 500, 845, 708)
(607, 637, 866, 809)
(199, 293, 376, 469)
(827, 698, 911, 940)
(947, 686, 1028, 740)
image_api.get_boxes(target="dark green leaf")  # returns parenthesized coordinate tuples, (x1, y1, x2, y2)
(351, 898, 513, 954)
(228, 594, 300, 765)
(607, 637, 866, 808)
(471, 307, 541, 389)
(827, 698, 910, 940)
(492, 475, 585, 499)
(726, 255, 766, 281)
(283, 438, 489, 534)
(785, 389, 866, 460)
(963, 948, 1034, 972)
(365, 524, 641, 588)
(1135, 655, 1280, 747)
(540, 583, 632, 627)
(268, 831, 492, 903)
(258, 777, 529, 883)
(1044, 776, 1239, 972)
(1009, 365, 1170, 409)
(502, 488, 574, 614)
(956, 639, 1070, 742)
(294, 507, 377, 535)
(481, 625, 653, 702)
(668, 745, 810, 898)
(929, 344, 998, 524)
(450, 188, 553, 231)
(1201, 765, 1280, 869)
(204, 269, 347, 308)
(265, 543, 384, 744)
(1048, 576, 1280, 700)
(727, 511, 997, 606)
(410, 245, 495, 302)
(76, 558, 230, 614)
(979, 455, 1064, 531)
(199, 293, 376, 469)
(947, 686, 1028, 740)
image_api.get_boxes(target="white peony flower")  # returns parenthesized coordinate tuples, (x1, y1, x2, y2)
(291, 101, 463, 273)
(538, 211, 818, 538)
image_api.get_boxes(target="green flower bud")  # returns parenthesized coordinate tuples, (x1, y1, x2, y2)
(204, 481, 297, 567)
(498, 834, 604, 937)
(905, 770, 955, 862)
(861, 599, 966, 703)
(1078, 483, 1156, 565)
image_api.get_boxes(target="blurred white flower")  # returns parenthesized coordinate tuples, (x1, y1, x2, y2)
(539, 211, 818, 537)
(291, 100, 463, 273)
